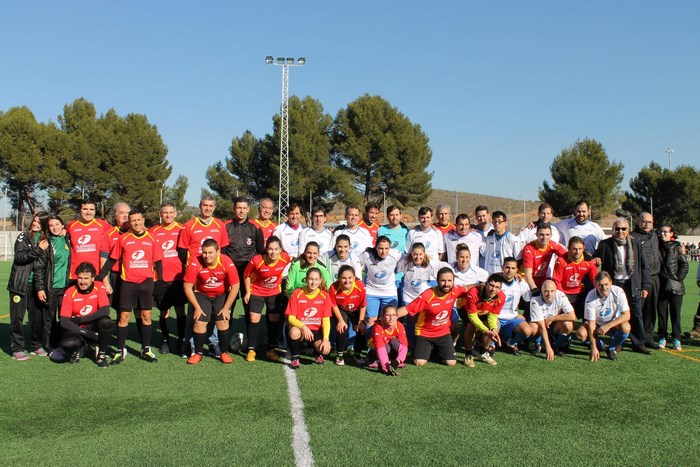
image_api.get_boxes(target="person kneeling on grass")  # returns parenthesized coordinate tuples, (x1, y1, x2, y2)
(529, 280, 576, 360)
(286, 268, 332, 369)
(397, 267, 466, 367)
(370, 305, 407, 376)
(59, 262, 113, 367)
(183, 239, 239, 365)
(576, 271, 631, 362)
(462, 274, 505, 367)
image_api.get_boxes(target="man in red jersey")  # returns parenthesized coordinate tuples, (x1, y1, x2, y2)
(434, 204, 456, 236)
(151, 202, 187, 354)
(398, 267, 466, 367)
(184, 239, 239, 365)
(98, 210, 163, 364)
(177, 195, 229, 262)
(66, 199, 109, 280)
(59, 262, 113, 367)
(552, 236, 598, 319)
(100, 202, 130, 307)
(359, 202, 380, 245)
(463, 274, 505, 367)
(522, 223, 568, 294)
(251, 198, 278, 243)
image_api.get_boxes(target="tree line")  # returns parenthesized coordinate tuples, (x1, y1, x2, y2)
(1, 96, 697, 232)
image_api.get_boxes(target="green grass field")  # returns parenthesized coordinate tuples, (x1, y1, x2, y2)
(1, 262, 699, 466)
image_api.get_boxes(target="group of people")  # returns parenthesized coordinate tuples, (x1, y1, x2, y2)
(8, 195, 697, 374)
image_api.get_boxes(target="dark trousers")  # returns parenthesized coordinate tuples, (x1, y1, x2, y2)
(657, 288, 683, 340)
(617, 280, 645, 348)
(61, 317, 113, 354)
(641, 274, 660, 345)
(9, 286, 40, 353)
(33, 288, 66, 351)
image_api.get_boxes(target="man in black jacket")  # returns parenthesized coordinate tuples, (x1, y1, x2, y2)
(223, 197, 264, 318)
(630, 212, 661, 348)
(595, 218, 652, 354)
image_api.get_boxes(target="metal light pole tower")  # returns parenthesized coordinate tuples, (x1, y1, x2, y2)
(665, 147, 674, 170)
(266, 56, 306, 222)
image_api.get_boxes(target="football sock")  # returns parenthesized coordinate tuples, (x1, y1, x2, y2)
(218, 327, 231, 354)
(608, 330, 629, 350)
(247, 320, 260, 350)
(194, 332, 207, 355)
(116, 325, 128, 350)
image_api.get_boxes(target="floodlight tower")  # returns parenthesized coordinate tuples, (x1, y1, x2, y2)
(665, 147, 674, 170)
(265, 55, 306, 222)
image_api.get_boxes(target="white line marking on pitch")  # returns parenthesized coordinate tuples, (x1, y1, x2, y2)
(284, 366, 314, 467)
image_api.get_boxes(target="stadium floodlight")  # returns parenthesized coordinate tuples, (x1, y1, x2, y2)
(665, 147, 674, 170)
(266, 55, 307, 222)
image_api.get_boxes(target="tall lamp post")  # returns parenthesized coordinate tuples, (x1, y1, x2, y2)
(266, 55, 306, 222)
(665, 147, 674, 170)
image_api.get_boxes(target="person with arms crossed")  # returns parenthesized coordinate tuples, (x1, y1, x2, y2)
(58, 262, 113, 367)
(576, 271, 631, 361)
(529, 280, 576, 360)
(183, 239, 239, 365)
(286, 268, 332, 369)
(552, 236, 598, 319)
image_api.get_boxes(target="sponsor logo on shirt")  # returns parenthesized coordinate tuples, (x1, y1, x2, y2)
(79, 305, 93, 316)
(303, 307, 318, 318)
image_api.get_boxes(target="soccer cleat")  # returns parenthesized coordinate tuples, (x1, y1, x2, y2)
(69, 351, 80, 364)
(533, 344, 542, 357)
(658, 338, 666, 349)
(160, 340, 171, 355)
(555, 347, 567, 357)
(245, 349, 256, 363)
(479, 352, 497, 366)
(315, 354, 325, 365)
(464, 355, 475, 368)
(187, 353, 203, 365)
(266, 349, 280, 362)
(30, 348, 49, 357)
(141, 348, 158, 363)
(111, 350, 126, 365)
(96, 354, 109, 368)
(506, 344, 520, 356)
(49, 347, 66, 362)
(354, 356, 366, 365)
(335, 356, 345, 366)
(396, 360, 405, 369)
(220, 352, 233, 364)
(13, 351, 30, 362)
(673, 339, 682, 350)
(606, 347, 618, 361)
(488, 345, 496, 357)
(290, 357, 300, 369)
(367, 360, 378, 369)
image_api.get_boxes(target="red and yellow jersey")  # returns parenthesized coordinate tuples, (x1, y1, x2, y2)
(178, 217, 229, 260)
(406, 285, 467, 338)
(434, 223, 456, 236)
(184, 253, 239, 298)
(329, 279, 366, 313)
(60, 281, 110, 322)
(151, 222, 185, 282)
(251, 218, 278, 244)
(358, 219, 380, 245)
(110, 231, 162, 284)
(465, 286, 505, 317)
(285, 288, 332, 331)
(552, 256, 598, 295)
(522, 240, 567, 288)
(370, 320, 408, 349)
(66, 218, 109, 279)
(244, 252, 291, 297)
(101, 226, 126, 273)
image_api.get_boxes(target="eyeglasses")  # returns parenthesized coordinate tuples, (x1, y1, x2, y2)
(614, 227, 628, 232)
(493, 220, 506, 225)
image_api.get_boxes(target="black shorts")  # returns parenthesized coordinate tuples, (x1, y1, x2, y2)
(109, 271, 123, 311)
(249, 294, 284, 315)
(414, 334, 456, 362)
(120, 280, 154, 311)
(193, 293, 227, 323)
(157, 280, 187, 311)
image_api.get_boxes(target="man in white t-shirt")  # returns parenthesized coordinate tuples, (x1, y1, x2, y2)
(299, 206, 333, 256)
(576, 271, 631, 361)
(555, 200, 606, 256)
(272, 202, 305, 258)
(443, 213, 482, 269)
(406, 206, 444, 260)
(497, 257, 532, 356)
(517, 203, 561, 245)
(479, 211, 522, 274)
(332, 205, 374, 260)
(529, 280, 576, 360)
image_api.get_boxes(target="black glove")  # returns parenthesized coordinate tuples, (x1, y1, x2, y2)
(532, 288, 541, 297)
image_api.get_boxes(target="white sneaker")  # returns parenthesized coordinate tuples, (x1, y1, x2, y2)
(479, 352, 497, 366)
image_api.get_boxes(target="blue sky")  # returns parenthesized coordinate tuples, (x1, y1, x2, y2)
(2, 1, 698, 206)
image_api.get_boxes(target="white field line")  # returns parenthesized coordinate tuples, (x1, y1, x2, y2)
(284, 366, 314, 467)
